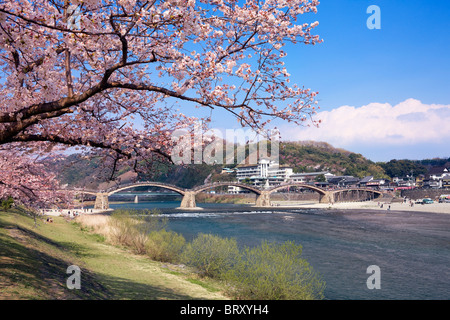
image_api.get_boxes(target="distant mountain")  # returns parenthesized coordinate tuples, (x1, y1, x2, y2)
(279, 141, 388, 178)
(45, 141, 449, 189)
(379, 158, 450, 179)
(44, 153, 136, 190)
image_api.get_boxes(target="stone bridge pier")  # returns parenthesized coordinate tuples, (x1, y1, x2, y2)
(255, 191, 271, 207)
(319, 192, 333, 204)
(179, 191, 197, 209)
(94, 193, 109, 210)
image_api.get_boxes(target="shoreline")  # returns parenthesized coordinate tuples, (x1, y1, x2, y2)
(270, 200, 450, 215)
(41, 208, 113, 216)
(41, 200, 450, 217)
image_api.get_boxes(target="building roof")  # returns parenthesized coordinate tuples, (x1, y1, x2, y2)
(359, 176, 373, 183)
(428, 166, 449, 175)
(235, 164, 259, 169)
(290, 171, 332, 177)
(328, 176, 360, 184)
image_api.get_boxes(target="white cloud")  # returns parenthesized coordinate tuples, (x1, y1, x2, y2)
(282, 99, 450, 148)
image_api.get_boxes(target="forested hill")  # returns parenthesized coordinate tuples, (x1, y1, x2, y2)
(45, 141, 449, 189)
(279, 141, 388, 178)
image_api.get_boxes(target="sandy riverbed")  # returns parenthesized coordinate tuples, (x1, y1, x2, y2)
(41, 200, 450, 216)
(271, 200, 450, 214)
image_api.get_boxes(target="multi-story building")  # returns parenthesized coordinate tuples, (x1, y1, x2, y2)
(230, 158, 293, 192)
(427, 167, 450, 188)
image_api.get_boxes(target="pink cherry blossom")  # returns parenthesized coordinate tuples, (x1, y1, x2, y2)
(0, 0, 321, 208)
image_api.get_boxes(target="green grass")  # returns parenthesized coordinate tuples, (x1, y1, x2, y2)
(0, 208, 227, 300)
(186, 277, 222, 293)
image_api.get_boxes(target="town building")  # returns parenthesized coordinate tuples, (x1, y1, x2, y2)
(366, 179, 390, 190)
(327, 176, 360, 188)
(443, 176, 450, 188)
(415, 175, 425, 188)
(289, 171, 334, 184)
(221, 167, 235, 174)
(426, 167, 450, 188)
(230, 158, 294, 192)
(359, 176, 373, 187)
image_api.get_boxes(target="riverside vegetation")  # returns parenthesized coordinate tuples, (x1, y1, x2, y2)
(1, 207, 226, 299)
(76, 209, 326, 300)
(1, 206, 325, 300)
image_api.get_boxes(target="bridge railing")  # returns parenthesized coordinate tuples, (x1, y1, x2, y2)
(103, 181, 188, 194)
(59, 188, 99, 195)
(191, 182, 262, 194)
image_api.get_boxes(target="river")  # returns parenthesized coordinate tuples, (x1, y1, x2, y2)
(108, 200, 450, 300)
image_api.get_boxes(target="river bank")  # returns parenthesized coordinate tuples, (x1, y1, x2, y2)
(23, 199, 450, 300)
(0, 208, 227, 300)
(270, 200, 450, 214)
(160, 203, 450, 300)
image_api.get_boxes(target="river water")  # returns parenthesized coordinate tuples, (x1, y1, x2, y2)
(109, 200, 450, 300)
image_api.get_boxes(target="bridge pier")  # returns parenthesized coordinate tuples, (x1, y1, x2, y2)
(94, 193, 109, 210)
(319, 192, 333, 204)
(255, 191, 271, 207)
(179, 192, 198, 209)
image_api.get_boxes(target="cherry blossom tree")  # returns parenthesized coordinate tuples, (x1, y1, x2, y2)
(0, 0, 321, 208)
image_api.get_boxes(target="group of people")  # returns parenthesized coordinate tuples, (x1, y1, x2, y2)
(378, 202, 391, 210)
(42, 207, 94, 219)
(66, 210, 80, 218)
(66, 208, 94, 218)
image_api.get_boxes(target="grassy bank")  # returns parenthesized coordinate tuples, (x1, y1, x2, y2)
(0, 208, 227, 300)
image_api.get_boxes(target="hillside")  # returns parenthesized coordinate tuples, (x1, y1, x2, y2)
(45, 141, 448, 189)
(279, 141, 388, 178)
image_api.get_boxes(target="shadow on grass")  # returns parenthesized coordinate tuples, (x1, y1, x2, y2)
(0, 228, 111, 299)
(1, 232, 205, 300)
(94, 273, 202, 300)
(0, 213, 207, 300)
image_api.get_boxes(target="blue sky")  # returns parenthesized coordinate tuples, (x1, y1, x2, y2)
(206, 1, 450, 162)
(288, 0, 450, 109)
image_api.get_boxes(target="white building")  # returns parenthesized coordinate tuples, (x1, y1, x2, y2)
(289, 171, 334, 183)
(427, 167, 450, 188)
(230, 158, 293, 191)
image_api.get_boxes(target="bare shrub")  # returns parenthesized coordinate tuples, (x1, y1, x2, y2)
(181, 233, 240, 279)
(146, 229, 186, 263)
(75, 214, 112, 238)
(224, 241, 325, 300)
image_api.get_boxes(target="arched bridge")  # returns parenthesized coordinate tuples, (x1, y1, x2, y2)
(106, 182, 187, 196)
(192, 182, 262, 195)
(331, 187, 384, 202)
(65, 181, 386, 210)
(267, 183, 328, 195)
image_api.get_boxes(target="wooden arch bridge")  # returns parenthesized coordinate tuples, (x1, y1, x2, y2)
(66, 181, 387, 210)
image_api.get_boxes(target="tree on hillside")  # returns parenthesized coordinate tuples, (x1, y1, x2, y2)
(315, 174, 326, 182)
(380, 160, 427, 179)
(0, 0, 322, 207)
